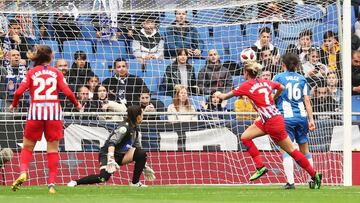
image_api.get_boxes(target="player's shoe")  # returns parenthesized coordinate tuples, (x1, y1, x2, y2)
(48, 183, 56, 194)
(249, 166, 268, 181)
(11, 173, 27, 191)
(283, 182, 295, 189)
(67, 180, 77, 187)
(308, 180, 315, 189)
(130, 181, 148, 187)
(310, 173, 322, 189)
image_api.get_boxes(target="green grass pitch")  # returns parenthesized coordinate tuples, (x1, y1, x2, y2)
(1, 185, 360, 203)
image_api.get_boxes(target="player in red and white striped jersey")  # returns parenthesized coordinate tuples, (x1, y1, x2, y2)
(9, 45, 82, 193)
(215, 61, 322, 188)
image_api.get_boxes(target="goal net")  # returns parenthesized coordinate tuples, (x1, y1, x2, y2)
(0, 0, 348, 186)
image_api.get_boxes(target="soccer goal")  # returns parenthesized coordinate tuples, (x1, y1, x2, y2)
(0, 0, 353, 186)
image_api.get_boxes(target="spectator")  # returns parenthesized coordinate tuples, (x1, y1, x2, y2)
(200, 90, 227, 120)
(311, 85, 340, 120)
(76, 86, 91, 112)
(251, 27, 279, 61)
(87, 75, 99, 100)
(326, 72, 342, 106)
(302, 48, 328, 87)
(297, 29, 315, 64)
(164, 10, 204, 58)
(352, 50, 360, 95)
(259, 68, 272, 81)
(102, 58, 149, 106)
(38, 20, 51, 40)
(68, 51, 95, 93)
(320, 31, 340, 73)
(167, 85, 197, 121)
(139, 88, 164, 120)
(1, 19, 33, 60)
(55, 59, 70, 80)
(133, 18, 164, 70)
(197, 49, 233, 95)
(0, 49, 28, 110)
(234, 96, 257, 120)
(259, 46, 281, 74)
(90, 85, 127, 121)
(52, 13, 81, 52)
(160, 48, 198, 97)
(0, 0, 8, 38)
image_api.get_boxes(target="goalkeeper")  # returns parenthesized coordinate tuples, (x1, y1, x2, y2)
(67, 105, 155, 187)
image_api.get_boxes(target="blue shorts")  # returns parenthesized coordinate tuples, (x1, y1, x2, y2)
(284, 117, 309, 145)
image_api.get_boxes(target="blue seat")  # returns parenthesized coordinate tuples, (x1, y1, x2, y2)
(295, 4, 323, 21)
(232, 75, 246, 88)
(326, 3, 339, 25)
(312, 24, 338, 46)
(352, 95, 360, 121)
(144, 59, 173, 77)
(155, 95, 173, 109)
(192, 9, 225, 25)
(96, 41, 128, 61)
(127, 59, 144, 77)
(161, 11, 193, 25)
(143, 76, 160, 94)
(92, 60, 112, 82)
(63, 40, 94, 61)
(213, 25, 242, 42)
(278, 22, 321, 40)
(197, 26, 210, 43)
(81, 24, 97, 41)
(245, 24, 274, 45)
(188, 59, 206, 78)
(203, 41, 226, 59)
(189, 95, 206, 111)
(39, 40, 61, 58)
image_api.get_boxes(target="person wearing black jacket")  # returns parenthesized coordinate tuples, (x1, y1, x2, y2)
(52, 13, 80, 52)
(102, 58, 149, 106)
(68, 51, 95, 93)
(160, 48, 198, 97)
(67, 105, 155, 187)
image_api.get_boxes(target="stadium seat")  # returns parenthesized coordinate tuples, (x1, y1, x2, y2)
(127, 59, 144, 77)
(352, 95, 360, 121)
(203, 41, 226, 59)
(63, 40, 94, 61)
(155, 95, 173, 109)
(326, 3, 339, 25)
(96, 41, 127, 61)
(188, 59, 206, 78)
(312, 24, 338, 46)
(161, 11, 193, 25)
(143, 75, 160, 94)
(197, 26, 210, 43)
(192, 9, 225, 25)
(81, 24, 97, 42)
(278, 22, 321, 41)
(144, 59, 173, 77)
(232, 75, 246, 88)
(92, 60, 112, 82)
(213, 25, 242, 42)
(294, 4, 323, 21)
(189, 95, 206, 111)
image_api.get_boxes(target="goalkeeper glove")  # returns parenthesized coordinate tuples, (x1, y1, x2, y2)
(143, 164, 156, 181)
(105, 152, 119, 174)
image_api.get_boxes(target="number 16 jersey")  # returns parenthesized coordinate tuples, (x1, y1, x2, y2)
(12, 65, 79, 120)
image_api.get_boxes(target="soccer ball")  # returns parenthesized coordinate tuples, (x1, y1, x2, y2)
(240, 48, 257, 63)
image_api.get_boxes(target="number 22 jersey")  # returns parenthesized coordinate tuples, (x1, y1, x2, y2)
(12, 65, 79, 120)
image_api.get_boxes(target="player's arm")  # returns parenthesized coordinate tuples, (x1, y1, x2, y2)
(57, 71, 81, 110)
(105, 126, 128, 173)
(304, 95, 315, 131)
(272, 84, 284, 100)
(215, 91, 234, 101)
(10, 74, 31, 111)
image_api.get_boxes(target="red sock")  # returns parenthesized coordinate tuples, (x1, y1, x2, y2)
(290, 149, 316, 177)
(242, 138, 264, 169)
(20, 148, 33, 173)
(47, 152, 59, 184)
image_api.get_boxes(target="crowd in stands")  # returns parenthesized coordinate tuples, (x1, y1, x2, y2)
(0, 0, 358, 121)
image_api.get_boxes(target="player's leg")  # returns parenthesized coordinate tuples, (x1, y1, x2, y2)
(44, 120, 64, 193)
(11, 121, 43, 191)
(122, 147, 148, 187)
(277, 137, 321, 189)
(241, 121, 267, 181)
(282, 121, 296, 189)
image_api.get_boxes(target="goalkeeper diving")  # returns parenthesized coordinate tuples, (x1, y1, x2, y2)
(68, 105, 155, 187)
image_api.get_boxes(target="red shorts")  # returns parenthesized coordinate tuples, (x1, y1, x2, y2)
(255, 115, 288, 144)
(24, 120, 64, 142)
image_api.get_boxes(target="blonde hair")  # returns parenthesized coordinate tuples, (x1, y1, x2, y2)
(27, 45, 52, 67)
(243, 61, 262, 78)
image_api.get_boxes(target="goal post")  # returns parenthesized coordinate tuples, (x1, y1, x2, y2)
(0, 0, 353, 186)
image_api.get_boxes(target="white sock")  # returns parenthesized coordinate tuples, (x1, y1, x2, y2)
(283, 153, 294, 184)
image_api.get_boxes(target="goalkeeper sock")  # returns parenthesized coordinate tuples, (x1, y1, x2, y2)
(76, 169, 111, 185)
(19, 148, 33, 173)
(290, 149, 316, 177)
(132, 148, 147, 184)
(241, 138, 264, 169)
(47, 152, 59, 184)
(282, 153, 294, 184)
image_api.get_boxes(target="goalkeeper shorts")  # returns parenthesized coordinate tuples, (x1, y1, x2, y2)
(24, 120, 63, 142)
